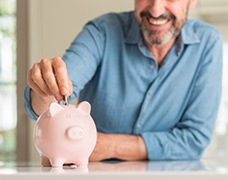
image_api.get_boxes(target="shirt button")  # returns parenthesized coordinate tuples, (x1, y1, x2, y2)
(137, 123, 142, 129)
(149, 63, 155, 69)
(147, 92, 152, 97)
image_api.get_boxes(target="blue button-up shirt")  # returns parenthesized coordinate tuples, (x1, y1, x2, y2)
(24, 11, 223, 160)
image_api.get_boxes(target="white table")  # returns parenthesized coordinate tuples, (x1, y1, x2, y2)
(0, 158, 228, 180)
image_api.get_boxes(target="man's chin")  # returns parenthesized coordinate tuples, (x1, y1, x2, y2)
(143, 32, 173, 46)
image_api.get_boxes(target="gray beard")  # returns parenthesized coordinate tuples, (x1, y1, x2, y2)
(141, 22, 180, 46)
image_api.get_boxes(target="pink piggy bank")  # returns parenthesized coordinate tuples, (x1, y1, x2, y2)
(33, 101, 97, 167)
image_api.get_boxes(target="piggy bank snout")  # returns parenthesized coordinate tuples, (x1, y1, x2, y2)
(66, 126, 84, 140)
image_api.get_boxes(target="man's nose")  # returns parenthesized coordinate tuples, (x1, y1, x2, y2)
(148, 0, 166, 18)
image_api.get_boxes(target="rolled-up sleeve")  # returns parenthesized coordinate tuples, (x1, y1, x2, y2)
(24, 86, 39, 120)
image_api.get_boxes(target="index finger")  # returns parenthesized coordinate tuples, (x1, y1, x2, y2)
(52, 57, 69, 97)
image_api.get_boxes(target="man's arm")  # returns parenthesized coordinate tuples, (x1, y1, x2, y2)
(24, 21, 105, 119)
(89, 132, 147, 161)
(89, 27, 223, 161)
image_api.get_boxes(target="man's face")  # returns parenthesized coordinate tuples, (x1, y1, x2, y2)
(134, 0, 196, 46)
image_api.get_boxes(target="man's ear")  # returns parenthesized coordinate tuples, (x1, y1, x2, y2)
(189, 0, 198, 8)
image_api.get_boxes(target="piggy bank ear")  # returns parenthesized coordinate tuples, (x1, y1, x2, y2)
(48, 102, 64, 117)
(77, 101, 91, 114)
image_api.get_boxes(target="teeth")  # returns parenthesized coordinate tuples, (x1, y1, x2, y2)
(149, 19, 167, 25)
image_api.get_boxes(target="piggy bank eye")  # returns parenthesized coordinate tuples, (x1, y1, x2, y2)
(74, 114, 79, 118)
(66, 114, 71, 118)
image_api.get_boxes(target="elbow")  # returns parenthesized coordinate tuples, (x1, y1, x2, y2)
(187, 135, 211, 160)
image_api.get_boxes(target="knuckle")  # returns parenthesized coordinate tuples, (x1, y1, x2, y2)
(32, 63, 40, 70)
(55, 66, 65, 75)
(40, 58, 50, 66)
(53, 57, 66, 67)
(31, 71, 40, 83)
(53, 56, 62, 62)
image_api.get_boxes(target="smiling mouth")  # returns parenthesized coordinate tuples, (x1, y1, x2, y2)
(148, 18, 169, 26)
(140, 10, 173, 27)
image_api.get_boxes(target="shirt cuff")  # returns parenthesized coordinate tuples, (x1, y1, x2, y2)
(24, 86, 39, 120)
(141, 131, 166, 161)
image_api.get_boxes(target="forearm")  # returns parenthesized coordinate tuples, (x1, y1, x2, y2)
(90, 133, 147, 161)
(31, 89, 57, 116)
(111, 134, 148, 161)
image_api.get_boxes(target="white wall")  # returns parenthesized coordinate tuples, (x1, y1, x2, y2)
(197, 0, 228, 41)
(28, 0, 133, 66)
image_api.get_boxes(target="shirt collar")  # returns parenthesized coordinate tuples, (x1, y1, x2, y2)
(181, 20, 200, 45)
(125, 13, 141, 44)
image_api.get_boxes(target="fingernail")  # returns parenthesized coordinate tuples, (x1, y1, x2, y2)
(55, 93, 62, 101)
(60, 87, 69, 96)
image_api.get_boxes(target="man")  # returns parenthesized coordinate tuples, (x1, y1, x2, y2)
(24, 0, 223, 161)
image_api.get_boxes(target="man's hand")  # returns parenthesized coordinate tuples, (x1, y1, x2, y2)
(89, 132, 148, 161)
(27, 57, 73, 115)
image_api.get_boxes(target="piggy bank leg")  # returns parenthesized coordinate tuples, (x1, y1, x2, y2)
(75, 158, 88, 168)
(76, 165, 89, 173)
(50, 158, 65, 167)
(41, 155, 51, 167)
